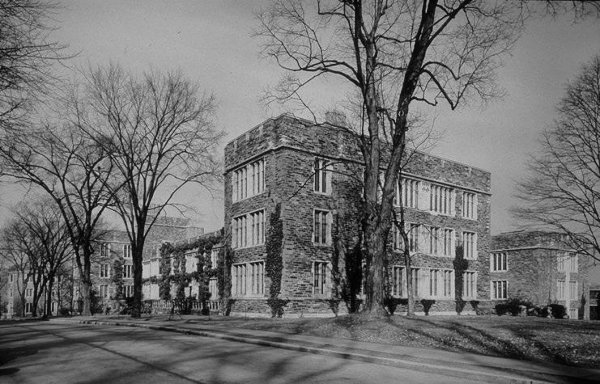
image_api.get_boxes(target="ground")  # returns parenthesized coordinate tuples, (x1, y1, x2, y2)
(0, 321, 482, 384)
(183, 314, 600, 368)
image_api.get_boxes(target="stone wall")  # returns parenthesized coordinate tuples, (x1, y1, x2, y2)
(225, 114, 492, 316)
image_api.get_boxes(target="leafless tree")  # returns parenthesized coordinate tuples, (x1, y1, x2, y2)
(13, 199, 72, 318)
(256, 0, 528, 316)
(1, 224, 32, 317)
(514, 54, 600, 262)
(70, 64, 223, 317)
(0, 0, 68, 131)
(0, 121, 117, 316)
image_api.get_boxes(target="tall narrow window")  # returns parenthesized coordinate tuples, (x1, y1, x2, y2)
(462, 232, 477, 260)
(491, 280, 506, 300)
(314, 158, 330, 194)
(428, 227, 440, 255)
(396, 178, 419, 208)
(250, 210, 265, 246)
(408, 224, 420, 252)
(123, 244, 132, 259)
(391, 266, 405, 297)
(490, 252, 508, 271)
(249, 261, 265, 296)
(569, 281, 578, 300)
(123, 265, 133, 279)
(313, 261, 329, 296)
(462, 192, 477, 219)
(429, 269, 439, 297)
(442, 270, 454, 298)
(100, 243, 110, 257)
(464, 271, 477, 299)
(393, 225, 404, 250)
(442, 229, 454, 257)
(430, 184, 453, 215)
(411, 268, 420, 297)
(557, 280, 566, 300)
(99, 264, 110, 278)
(314, 210, 331, 245)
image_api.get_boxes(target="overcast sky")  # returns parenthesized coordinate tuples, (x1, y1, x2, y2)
(5, 0, 599, 235)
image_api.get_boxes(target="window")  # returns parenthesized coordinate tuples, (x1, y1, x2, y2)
(26, 288, 33, 297)
(428, 227, 440, 255)
(411, 268, 420, 297)
(491, 280, 507, 300)
(51, 302, 57, 313)
(314, 158, 331, 194)
(396, 178, 419, 208)
(391, 266, 406, 297)
(429, 269, 439, 297)
(569, 308, 578, 319)
(442, 270, 454, 298)
(569, 253, 578, 272)
(462, 231, 477, 260)
(233, 158, 265, 202)
(314, 209, 332, 245)
(99, 264, 110, 278)
(250, 210, 265, 246)
(100, 285, 108, 298)
(570, 281, 578, 300)
(232, 261, 265, 297)
(209, 278, 219, 299)
(210, 248, 219, 268)
(123, 244, 132, 259)
(233, 214, 247, 248)
(430, 184, 454, 215)
(185, 252, 197, 273)
(313, 261, 329, 296)
(490, 253, 507, 272)
(232, 264, 246, 296)
(462, 192, 477, 219)
(100, 243, 110, 257)
(407, 223, 420, 253)
(9, 273, 13, 283)
(233, 210, 265, 248)
(393, 225, 403, 251)
(464, 272, 478, 299)
(442, 229, 455, 257)
(25, 302, 32, 313)
(557, 280, 566, 300)
(124, 285, 134, 298)
(124, 264, 133, 279)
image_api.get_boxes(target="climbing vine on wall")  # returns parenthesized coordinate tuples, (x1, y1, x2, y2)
(266, 203, 286, 317)
(111, 257, 124, 300)
(159, 243, 174, 300)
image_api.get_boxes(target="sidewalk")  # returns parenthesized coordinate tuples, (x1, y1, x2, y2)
(50, 315, 600, 384)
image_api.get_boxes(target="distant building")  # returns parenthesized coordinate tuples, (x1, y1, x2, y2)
(224, 114, 492, 316)
(490, 230, 594, 319)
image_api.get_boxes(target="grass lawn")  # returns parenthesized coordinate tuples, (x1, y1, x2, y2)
(202, 314, 600, 368)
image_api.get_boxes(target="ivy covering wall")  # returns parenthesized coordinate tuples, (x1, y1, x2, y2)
(266, 203, 286, 317)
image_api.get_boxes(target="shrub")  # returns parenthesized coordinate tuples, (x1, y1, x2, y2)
(495, 297, 533, 316)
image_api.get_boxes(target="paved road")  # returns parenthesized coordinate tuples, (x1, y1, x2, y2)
(0, 321, 482, 384)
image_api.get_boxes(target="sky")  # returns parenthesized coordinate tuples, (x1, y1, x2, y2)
(3, 0, 600, 235)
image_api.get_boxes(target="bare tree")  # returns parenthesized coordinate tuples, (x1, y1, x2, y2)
(0, 121, 116, 315)
(1, 224, 33, 317)
(14, 199, 72, 318)
(514, 54, 600, 262)
(256, 0, 529, 316)
(70, 64, 223, 317)
(0, 0, 68, 130)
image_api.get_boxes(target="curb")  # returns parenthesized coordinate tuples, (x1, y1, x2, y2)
(66, 319, 588, 384)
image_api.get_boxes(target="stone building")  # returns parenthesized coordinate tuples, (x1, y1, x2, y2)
(224, 114, 491, 317)
(490, 230, 592, 319)
(79, 216, 203, 312)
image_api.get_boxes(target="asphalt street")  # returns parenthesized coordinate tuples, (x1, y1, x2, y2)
(0, 321, 482, 384)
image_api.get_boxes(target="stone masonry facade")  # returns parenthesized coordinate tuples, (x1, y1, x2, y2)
(491, 230, 592, 319)
(224, 114, 492, 317)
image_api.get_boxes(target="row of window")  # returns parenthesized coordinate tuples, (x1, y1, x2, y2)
(232, 158, 265, 202)
(232, 261, 265, 297)
(395, 179, 477, 219)
(99, 243, 132, 258)
(231, 157, 479, 222)
(392, 225, 478, 259)
(99, 284, 134, 299)
(390, 267, 477, 299)
(98, 264, 133, 279)
(490, 252, 579, 273)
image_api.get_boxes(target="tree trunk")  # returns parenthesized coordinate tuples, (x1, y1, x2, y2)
(131, 234, 145, 318)
(44, 276, 54, 319)
(363, 218, 392, 317)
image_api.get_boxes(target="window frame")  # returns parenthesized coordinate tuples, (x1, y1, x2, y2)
(313, 209, 332, 246)
(490, 252, 508, 272)
(490, 279, 507, 300)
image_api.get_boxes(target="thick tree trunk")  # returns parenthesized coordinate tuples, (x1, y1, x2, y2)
(131, 244, 144, 318)
(80, 279, 92, 316)
(363, 222, 391, 317)
(44, 277, 54, 319)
